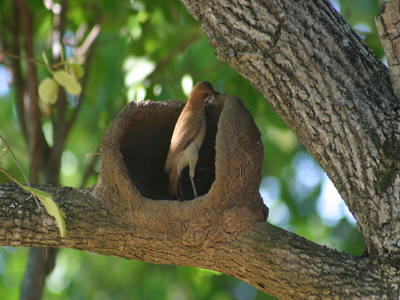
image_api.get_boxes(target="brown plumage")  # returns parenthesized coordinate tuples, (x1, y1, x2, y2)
(165, 81, 215, 200)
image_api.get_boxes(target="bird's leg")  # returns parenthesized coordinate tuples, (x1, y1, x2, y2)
(178, 177, 184, 201)
(190, 176, 198, 199)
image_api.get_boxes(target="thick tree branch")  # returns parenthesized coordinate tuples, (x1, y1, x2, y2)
(0, 181, 394, 299)
(375, 0, 400, 99)
(179, 0, 400, 266)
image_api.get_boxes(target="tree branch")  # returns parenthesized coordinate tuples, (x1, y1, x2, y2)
(9, 1, 29, 144)
(80, 151, 99, 188)
(179, 0, 400, 265)
(66, 22, 101, 136)
(19, 1, 69, 299)
(0, 181, 393, 299)
(148, 33, 201, 82)
(59, 0, 69, 41)
(0, 51, 66, 69)
(44, 0, 70, 186)
(65, 46, 95, 134)
(375, 0, 400, 100)
(18, 0, 49, 182)
(20, 248, 58, 300)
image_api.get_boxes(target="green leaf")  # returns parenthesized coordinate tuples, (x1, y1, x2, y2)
(53, 70, 82, 95)
(70, 63, 85, 79)
(13, 180, 66, 237)
(42, 51, 49, 65)
(38, 78, 58, 104)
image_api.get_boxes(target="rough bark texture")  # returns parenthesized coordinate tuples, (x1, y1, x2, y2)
(375, 0, 400, 99)
(1, 0, 400, 299)
(179, 0, 400, 279)
(0, 182, 392, 299)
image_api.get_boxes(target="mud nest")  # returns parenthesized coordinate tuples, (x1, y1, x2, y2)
(94, 94, 267, 243)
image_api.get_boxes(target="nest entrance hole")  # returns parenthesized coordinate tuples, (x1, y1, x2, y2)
(120, 99, 222, 200)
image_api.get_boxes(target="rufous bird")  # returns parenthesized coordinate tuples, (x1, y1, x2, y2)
(165, 81, 216, 200)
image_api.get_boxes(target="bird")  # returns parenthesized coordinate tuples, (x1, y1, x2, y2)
(165, 81, 215, 200)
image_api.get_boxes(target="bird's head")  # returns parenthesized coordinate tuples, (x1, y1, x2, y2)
(190, 81, 216, 102)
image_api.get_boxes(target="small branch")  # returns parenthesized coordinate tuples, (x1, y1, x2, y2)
(50, 0, 68, 184)
(0, 51, 66, 69)
(77, 92, 126, 188)
(375, 0, 400, 99)
(65, 46, 95, 133)
(80, 150, 100, 188)
(74, 24, 101, 60)
(78, 92, 126, 189)
(66, 23, 101, 134)
(0, 134, 40, 210)
(59, 0, 69, 41)
(18, 0, 49, 181)
(240, 146, 254, 165)
(9, 1, 29, 144)
(148, 33, 201, 81)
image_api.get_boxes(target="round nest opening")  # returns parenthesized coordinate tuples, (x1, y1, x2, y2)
(119, 98, 223, 200)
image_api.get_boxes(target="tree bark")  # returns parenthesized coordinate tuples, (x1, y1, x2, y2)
(2, 0, 400, 299)
(0, 182, 393, 299)
(179, 0, 400, 269)
(375, 0, 400, 99)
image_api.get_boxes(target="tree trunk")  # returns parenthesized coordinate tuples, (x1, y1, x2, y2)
(19, 248, 58, 300)
(2, 0, 400, 299)
(179, 0, 400, 282)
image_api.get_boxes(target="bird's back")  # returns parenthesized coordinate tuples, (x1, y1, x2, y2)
(165, 105, 205, 172)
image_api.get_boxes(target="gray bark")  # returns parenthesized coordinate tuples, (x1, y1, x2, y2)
(1, 0, 400, 299)
(0, 182, 392, 299)
(176, 0, 400, 297)
(375, 0, 400, 100)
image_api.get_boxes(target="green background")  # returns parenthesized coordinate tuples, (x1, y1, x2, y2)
(0, 0, 383, 299)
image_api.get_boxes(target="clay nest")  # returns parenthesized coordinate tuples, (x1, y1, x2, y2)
(94, 94, 268, 245)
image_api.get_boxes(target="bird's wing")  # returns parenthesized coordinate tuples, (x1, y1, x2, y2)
(168, 163, 179, 199)
(165, 113, 202, 172)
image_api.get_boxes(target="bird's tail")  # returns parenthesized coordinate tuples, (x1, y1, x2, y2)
(168, 163, 178, 199)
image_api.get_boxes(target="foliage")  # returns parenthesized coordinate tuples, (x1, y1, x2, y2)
(39, 51, 84, 104)
(0, 0, 381, 299)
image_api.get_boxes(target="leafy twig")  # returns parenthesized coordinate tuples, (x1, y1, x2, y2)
(0, 51, 67, 69)
(0, 134, 41, 209)
(0, 135, 66, 237)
